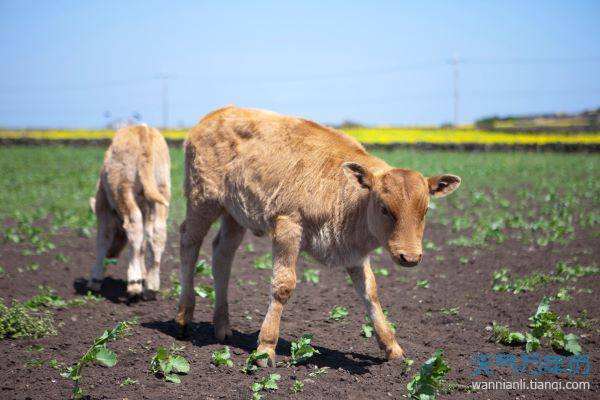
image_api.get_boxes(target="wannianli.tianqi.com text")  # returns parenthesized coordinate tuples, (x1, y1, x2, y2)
(471, 380, 591, 391)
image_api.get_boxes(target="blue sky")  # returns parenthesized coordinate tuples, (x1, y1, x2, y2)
(1, 0, 599, 128)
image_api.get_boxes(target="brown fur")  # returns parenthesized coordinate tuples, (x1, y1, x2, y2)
(90, 124, 171, 299)
(177, 106, 460, 363)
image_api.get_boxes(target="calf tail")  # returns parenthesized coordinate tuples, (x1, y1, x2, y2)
(137, 125, 169, 207)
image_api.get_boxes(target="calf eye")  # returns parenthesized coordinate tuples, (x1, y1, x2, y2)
(381, 205, 389, 216)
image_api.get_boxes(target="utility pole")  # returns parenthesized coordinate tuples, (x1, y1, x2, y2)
(157, 74, 170, 128)
(452, 54, 459, 126)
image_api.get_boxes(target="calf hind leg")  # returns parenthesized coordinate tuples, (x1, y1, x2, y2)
(176, 201, 222, 336)
(121, 192, 146, 303)
(143, 203, 168, 301)
(212, 213, 246, 341)
(90, 188, 125, 292)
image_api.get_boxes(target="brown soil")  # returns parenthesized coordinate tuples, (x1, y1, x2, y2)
(0, 219, 598, 400)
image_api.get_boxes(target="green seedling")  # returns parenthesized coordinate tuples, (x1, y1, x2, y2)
(78, 227, 92, 238)
(149, 345, 190, 383)
(244, 243, 255, 253)
(307, 366, 329, 377)
(165, 272, 181, 299)
(195, 284, 216, 304)
(83, 290, 103, 303)
(237, 279, 257, 287)
(424, 241, 437, 251)
(440, 307, 460, 316)
(195, 259, 212, 277)
(0, 299, 56, 339)
(490, 322, 526, 345)
(25, 358, 45, 368)
(241, 350, 269, 374)
(302, 268, 320, 284)
(102, 258, 117, 267)
(290, 334, 319, 365)
(362, 310, 396, 338)
(416, 279, 430, 289)
(329, 306, 348, 322)
(490, 297, 582, 355)
(24, 286, 94, 309)
(26, 263, 40, 272)
(211, 346, 233, 367)
(253, 253, 273, 270)
(528, 297, 581, 354)
(563, 310, 592, 330)
(49, 359, 61, 370)
(291, 379, 304, 393)
(373, 267, 389, 277)
(553, 287, 572, 301)
(361, 321, 375, 338)
(492, 262, 599, 294)
(120, 377, 138, 386)
(55, 253, 70, 263)
(26, 344, 45, 352)
(406, 349, 450, 400)
(61, 321, 132, 399)
(251, 373, 280, 400)
(403, 357, 415, 372)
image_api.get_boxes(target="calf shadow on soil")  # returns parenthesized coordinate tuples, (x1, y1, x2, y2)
(143, 320, 385, 375)
(73, 277, 128, 304)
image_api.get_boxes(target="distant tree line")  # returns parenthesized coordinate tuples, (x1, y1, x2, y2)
(476, 108, 600, 132)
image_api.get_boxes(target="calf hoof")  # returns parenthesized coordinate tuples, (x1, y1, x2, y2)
(255, 346, 276, 368)
(142, 289, 158, 301)
(127, 280, 143, 298)
(126, 293, 142, 305)
(385, 343, 405, 361)
(214, 324, 233, 342)
(176, 323, 191, 340)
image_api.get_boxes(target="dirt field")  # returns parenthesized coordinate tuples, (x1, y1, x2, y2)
(0, 147, 598, 399)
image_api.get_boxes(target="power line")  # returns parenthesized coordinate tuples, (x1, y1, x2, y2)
(0, 77, 159, 93)
(1, 56, 599, 93)
(460, 57, 600, 65)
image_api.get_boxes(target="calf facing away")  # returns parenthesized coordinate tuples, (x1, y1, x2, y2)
(177, 106, 460, 365)
(90, 124, 171, 302)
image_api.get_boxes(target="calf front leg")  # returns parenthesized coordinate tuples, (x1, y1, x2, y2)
(347, 258, 404, 360)
(256, 216, 302, 367)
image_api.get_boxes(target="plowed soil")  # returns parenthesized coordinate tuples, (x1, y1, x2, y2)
(1, 217, 598, 399)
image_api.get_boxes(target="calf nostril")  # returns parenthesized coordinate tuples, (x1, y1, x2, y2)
(400, 253, 422, 263)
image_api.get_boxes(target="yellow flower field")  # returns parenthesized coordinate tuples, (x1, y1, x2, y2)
(1, 128, 599, 145)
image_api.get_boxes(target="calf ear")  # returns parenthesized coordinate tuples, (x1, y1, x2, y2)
(342, 162, 374, 190)
(428, 174, 461, 197)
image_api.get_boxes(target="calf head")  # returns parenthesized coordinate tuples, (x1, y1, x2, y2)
(343, 162, 461, 267)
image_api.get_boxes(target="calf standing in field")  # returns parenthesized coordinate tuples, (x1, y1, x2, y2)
(177, 106, 460, 365)
(89, 124, 171, 302)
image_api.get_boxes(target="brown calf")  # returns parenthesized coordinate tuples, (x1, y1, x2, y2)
(89, 124, 171, 302)
(177, 106, 460, 365)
